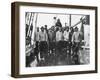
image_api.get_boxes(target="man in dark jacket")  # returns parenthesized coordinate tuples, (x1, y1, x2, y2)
(55, 19, 62, 31)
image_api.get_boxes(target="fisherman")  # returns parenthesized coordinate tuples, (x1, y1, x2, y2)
(48, 29, 54, 54)
(56, 27, 63, 60)
(39, 26, 48, 61)
(63, 26, 70, 56)
(55, 19, 62, 28)
(55, 19, 62, 32)
(72, 27, 82, 64)
(69, 27, 74, 55)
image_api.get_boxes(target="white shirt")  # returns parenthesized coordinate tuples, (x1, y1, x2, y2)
(63, 31, 69, 41)
(39, 31, 48, 41)
(48, 31, 53, 41)
(72, 31, 81, 42)
(56, 31, 63, 41)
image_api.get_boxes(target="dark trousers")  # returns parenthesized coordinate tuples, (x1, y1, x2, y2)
(34, 41, 39, 62)
(72, 42, 80, 64)
(56, 41, 62, 52)
(39, 41, 48, 59)
(56, 41, 64, 59)
(63, 41, 70, 55)
(49, 41, 55, 53)
(73, 42, 80, 55)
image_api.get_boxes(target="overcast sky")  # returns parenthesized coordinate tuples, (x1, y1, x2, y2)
(36, 13, 82, 28)
(26, 12, 83, 29)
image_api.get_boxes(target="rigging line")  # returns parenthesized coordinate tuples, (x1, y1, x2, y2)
(30, 12, 35, 38)
(27, 13, 33, 37)
(25, 12, 29, 25)
(35, 13, 38, 28)
(71, 16, 85, 28)
(29, 12, 33, 26)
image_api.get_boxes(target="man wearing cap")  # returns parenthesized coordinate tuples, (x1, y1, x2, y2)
(48, 29, 54, 54)
(72, 27, 82, 64)
(56, 27, 63, 59)
(63, 26, 70, 56)
(55, 19, 62, 28)
(44, 25, 49, 52)
(69, 27, 74, 59)
(39, 26, 48, 61)
(55, 19, 62, 32)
